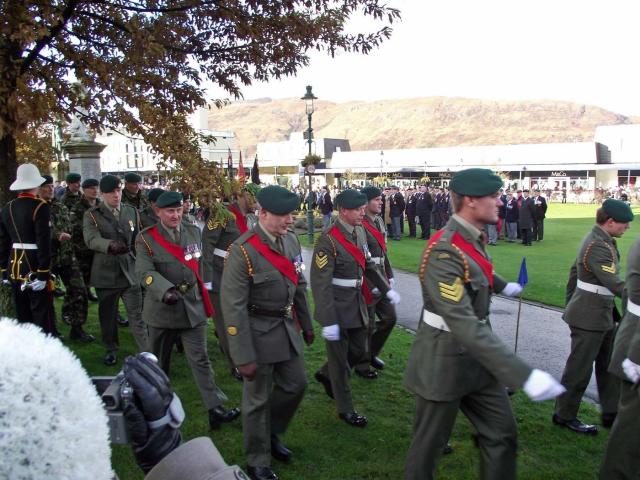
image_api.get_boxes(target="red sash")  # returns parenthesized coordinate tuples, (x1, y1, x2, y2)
(329, 225, 374, 304)
(147, 226, 214, 317)
(428, 229, 494, 289)
(246, 233, 299, 286)
(362, 217, 386, 254)
(228, 204, 248, 234)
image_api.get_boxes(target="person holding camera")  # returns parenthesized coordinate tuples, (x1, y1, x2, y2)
(136, 191, 240, 431)
(84, 175, 147, 366)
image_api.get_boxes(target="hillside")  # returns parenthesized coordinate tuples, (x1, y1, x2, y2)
(207, 96, 633, 155)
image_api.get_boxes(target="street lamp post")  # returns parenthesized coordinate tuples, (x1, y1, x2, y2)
(302, 85, 317, 245)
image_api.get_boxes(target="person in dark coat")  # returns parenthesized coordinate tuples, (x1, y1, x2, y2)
(504, 192, 519, 242)
(415, 185, 433, 240)
(532, 189, 548, 241)
(317, 186, 333, 230)
(519, 189, 535, 246)
(389, 186, 405, 241)
(405, 187, 417, 237)
(498, 189, 507, 239)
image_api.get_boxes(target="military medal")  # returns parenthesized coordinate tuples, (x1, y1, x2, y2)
(194, 243, 202, 259)
(184, 244, 193, 261)
(128, 220, 134, 232)
(293, 254, 305, 274)
(362, 243, 372, 261)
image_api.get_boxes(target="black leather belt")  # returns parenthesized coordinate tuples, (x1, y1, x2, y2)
(249, 304, 293, 318)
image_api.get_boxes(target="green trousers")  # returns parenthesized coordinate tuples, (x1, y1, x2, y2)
(210, 289, 233, 369)
(599, 380, 640, 479)
(405, 381, 518, 480)
(555, 326, 619, 420)
(243, 354, 307, 467)
(355, 293, 397, 372)
(95, 284, 145, 352)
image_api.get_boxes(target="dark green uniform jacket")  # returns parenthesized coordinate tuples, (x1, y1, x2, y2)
(139, 206, 159, 230)
(363, 213, 393, 281)
(136, 222, 208, 329)
(83, 202, 140, 288)
(564, 225, 624, 331)
(220, 224, 312, 366)
(404, 215, 531, 401)
(310, 219, 390, 329)
(201, 204, 242, 293)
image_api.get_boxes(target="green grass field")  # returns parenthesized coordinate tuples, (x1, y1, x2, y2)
(57, 294, 608, 480)
(385, 203, 640, 307)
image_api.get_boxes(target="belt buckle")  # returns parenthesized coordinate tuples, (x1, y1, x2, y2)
(282, 304, 293, 317)
(177, 282, 190, 294)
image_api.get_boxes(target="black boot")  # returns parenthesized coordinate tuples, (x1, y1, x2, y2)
(70, 325, 95, 343)
(208, 406, 240, 430)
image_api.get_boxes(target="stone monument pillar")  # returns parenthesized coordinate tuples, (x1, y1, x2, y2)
(62, 114, 105, 180)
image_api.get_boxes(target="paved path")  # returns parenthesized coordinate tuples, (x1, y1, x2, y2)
(301, 247, 601, 405)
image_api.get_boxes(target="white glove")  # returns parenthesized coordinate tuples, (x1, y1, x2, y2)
(371, 287, 381, 295)
(386, 289, 401, 305)
(523, 369, 566, 401)
(501, 282, 523, 297)
(203, 282, 213, 291)
(622, 358, 640, 383)
(322, 324, 340, 341)
(1, 279, 10, 286)
(389, 277, 396, 288)
(29, 279, 47, 292)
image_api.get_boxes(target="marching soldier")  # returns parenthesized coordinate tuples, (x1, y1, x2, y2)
(140, 187, 164, 229)
(356, 186, 398, 375)
(135, 191, 240, 431)
(404, 168, 564, 480)
(554, 199, 633, 434)
(311, 189, 401, 427)
(600, 234, 640, 478)
(61, 172, 82, 212)
(70, 178, 100, 302)
(121, 172, 150, 211)
(221, 185, 314, 480)
(202, 183, 260, 380)
(39, 175, 93, 342)
(83, 175, 146, 365)
(0, 164, 53, 330)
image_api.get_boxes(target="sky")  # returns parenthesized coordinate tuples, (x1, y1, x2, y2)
(207, 0, 640, 116)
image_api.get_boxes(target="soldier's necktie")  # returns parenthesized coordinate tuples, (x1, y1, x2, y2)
(112, 208, 119, 220)
(276, 237, 284, 254)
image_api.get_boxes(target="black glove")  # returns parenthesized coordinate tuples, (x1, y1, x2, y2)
(107, 241, 129, 255)
(123, 354, 182, 474)
(302, 329, 315, 346)
(162, 287, 180, 305)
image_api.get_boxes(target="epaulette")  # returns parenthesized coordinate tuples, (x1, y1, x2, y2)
(136, 232, 153, 257)
(225, 243, 254, 278)
(235, 230, 255, 246)
(582, 239, 616, 273)
(87, 210, 98, 227)
(418, 231, 470, 284)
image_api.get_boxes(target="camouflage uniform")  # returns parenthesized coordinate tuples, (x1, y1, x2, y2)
(70, 196, 100, 288)
(122, 188, 150, 212)
(140, 205, 159, 229)
(61, 188, 81, 212)
(49, 198, 88, 327)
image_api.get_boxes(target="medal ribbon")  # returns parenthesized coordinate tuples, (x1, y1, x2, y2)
(328, 225, 374, 304)
(147, 226, 214, 317)
(228, 204, 248, 234)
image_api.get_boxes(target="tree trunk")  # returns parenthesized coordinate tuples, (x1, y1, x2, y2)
(0, 132, 17, 207)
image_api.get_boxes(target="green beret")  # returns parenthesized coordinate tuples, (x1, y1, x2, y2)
(602, 199, 634, 223)
(256, 185, 299, 215)
(335, 189, 367, 209)
(66, 173, 81, 184)
(124, 172, 142, 183)
(99, 175, 121, 193)
(82, 178, 99, 189)
(147, 188, 164, 203)
(242, 183, 261, 198)
(449, 168, 503, 196)
(156, 191, 183, 209)
(41, 175, 53, 186)
(361, 186, 382, 201)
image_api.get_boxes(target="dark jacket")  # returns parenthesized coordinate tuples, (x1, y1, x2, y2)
(389, 192, 405, 217)
(416, 191, 433, 216)
(533, 195, 547, 220)
(406, 193, 417, 217)
(498, 195, 508, 219)
(317, 191, 333, 215)
(518, 197, 535, 229)
(505, 198, 519, 222)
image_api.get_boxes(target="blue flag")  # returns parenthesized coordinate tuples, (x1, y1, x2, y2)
(517, 257, 528, 287)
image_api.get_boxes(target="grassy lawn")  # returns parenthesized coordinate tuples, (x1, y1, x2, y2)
(385, 203, 640, 308)
(55, 296, 609, 479)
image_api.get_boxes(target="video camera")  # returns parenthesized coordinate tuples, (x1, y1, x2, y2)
(92, 372, 134, 444)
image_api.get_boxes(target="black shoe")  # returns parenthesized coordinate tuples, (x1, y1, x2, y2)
(552, 414, 598, 435)
(339, 411, 368, 427)
(104, 351, 117, 366)
(355, 369, 378, 380)
(443, 443, 453, 455)
(117, 314, 129, 327)
(370, 356, 385, 370)
(69, 325, 95, 343)
(62, 313, 72, 325)
(270, 434, 292, 463)
(314, 371, 334, 399)
(247, 466, 278, 480)
(88, 291, 99, 302)
(601, 412, 617, 428)
(231, 367, 244, 382)
(208, 405, 240, 430)
(53, 287, 65, 297)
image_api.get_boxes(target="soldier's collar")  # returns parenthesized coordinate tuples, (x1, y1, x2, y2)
(256, 223, 280, 248)
(594, 224, 613, 241)
(337, 218, 355, 235)
(160, 221, 181, 235)
(451, 214, 483, 243)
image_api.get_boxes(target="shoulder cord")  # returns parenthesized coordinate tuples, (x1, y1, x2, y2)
(582, 240, 616, 272)
(9, 201, 34, 274)
(418, 239, 470, 284)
